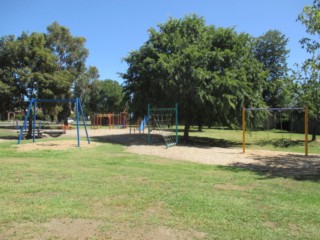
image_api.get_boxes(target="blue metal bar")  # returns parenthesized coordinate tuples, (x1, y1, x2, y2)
(33, 101, 36, 142)
(17, 98, 90, 147)
(34, 99, 76, 103)
(76, 98, 80, 147)
(78, 98, 90, 144)
(18, 99, 34, 144)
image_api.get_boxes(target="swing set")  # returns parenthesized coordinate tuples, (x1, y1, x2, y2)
(242, 106, 309, 156)
(17, 98, 90, 147)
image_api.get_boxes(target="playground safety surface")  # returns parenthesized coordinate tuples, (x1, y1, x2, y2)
(11, 128, 320, 180)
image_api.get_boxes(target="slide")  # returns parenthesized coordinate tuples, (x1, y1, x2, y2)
(139, 116, 147, 131)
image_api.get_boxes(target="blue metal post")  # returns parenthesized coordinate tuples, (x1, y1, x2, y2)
(18, 99, 34, 144)
(33, 101, 36, 142)
(78, 98, 90, 144)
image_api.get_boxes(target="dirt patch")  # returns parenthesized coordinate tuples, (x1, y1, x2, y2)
(16, 140, 98, 151)
(0, 218, 103, 240)
(104, 224, 206, 240)
(39, 218, 103, 240)
(0, 219, 206, 240)
(214, 183, 253, 191)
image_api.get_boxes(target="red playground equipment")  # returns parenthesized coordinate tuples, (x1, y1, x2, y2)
(92, 112, 127, 129)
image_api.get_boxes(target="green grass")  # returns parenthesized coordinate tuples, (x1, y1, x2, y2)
(180, 126, 320, 154)
(0, 137, 320, 239)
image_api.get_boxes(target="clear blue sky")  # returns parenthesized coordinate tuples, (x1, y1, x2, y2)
(0, 0, 313, 84)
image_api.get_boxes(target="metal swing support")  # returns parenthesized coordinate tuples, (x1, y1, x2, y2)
(17, 98, 90, 147)
(242, 106, 309, 156)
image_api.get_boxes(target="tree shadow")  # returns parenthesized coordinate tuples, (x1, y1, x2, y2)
(179, 136, 241, 148)
(254, 139, 304, 148)
(91, 133, 241, 149)
(0, 135, 18, 140)
(91, 133, 164, 146)
(218, 154, 320, 182)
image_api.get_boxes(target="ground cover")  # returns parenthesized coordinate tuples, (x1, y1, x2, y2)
(0, 131, 319, 239)
(185, 126, 320, 154)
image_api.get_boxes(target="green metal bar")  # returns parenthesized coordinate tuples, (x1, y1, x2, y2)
(166, 143, 177, 148)
(76, 98, 80, 147)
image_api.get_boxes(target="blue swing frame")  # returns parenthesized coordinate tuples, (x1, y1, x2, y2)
(17, 98, 90, 147)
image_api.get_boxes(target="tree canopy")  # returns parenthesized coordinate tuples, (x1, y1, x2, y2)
(122, 15, 267, 139)
(254, 30, 294, 108)
(0, 22, 94, 122)
(297, 0, 320, 140)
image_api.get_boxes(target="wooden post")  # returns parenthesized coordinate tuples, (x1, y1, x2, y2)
(305, 106, 308, 156)
(242, 106, 246, 153)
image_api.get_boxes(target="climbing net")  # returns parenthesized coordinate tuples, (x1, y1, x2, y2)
(148, 105, 178, 148)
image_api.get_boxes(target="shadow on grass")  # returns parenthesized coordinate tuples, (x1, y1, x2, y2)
(0, 129, 19, 140)
(253, 139, 304, 148)
(0, 135, 18, 140)
(179, 136, 241, 148)
(218, 154, 320, 182)
(91, 133, 241, 149)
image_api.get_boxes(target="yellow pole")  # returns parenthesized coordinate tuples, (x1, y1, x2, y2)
(305, 106, 308, 156)
(242, 106, 246, 153)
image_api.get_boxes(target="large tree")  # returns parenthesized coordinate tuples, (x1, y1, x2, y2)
(122, 15, 267, 140)
(89, 79, 125, 115)
(0, 32, 57, 123)
(0, 22, 89, 126)
(74, 66, 100, 116)
(254, 30, 293, 107)
(297, 0, 320, 140)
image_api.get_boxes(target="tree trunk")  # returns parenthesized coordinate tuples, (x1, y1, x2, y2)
(311, 110, 319, 141)
(198, 118, 203, 132)
(183, 121, 190, 142)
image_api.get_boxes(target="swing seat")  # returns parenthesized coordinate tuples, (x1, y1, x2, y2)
(44, 130, 66, 138)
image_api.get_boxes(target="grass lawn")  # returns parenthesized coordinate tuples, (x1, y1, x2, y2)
(183, 126, 320, 155)
(0, 131, 320, 239)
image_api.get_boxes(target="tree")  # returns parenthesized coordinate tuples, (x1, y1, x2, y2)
(74, 66, 100, 116)
(45, 22, 89, 123)
(122, 15, 267, 140)
(254, 30, 293, 107)
(89, 80, 125, 114)
(297, 0, 320, 140)
(0, 22, 90, 135)
(0, 32, 58, 127)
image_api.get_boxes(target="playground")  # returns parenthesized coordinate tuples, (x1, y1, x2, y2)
(1, 125, 320, 239)
(9, 127, 320, 180)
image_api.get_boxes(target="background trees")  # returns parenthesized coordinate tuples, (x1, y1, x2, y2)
(88, 79, 125, 114)
(1, 5, 318, 141)
(122, 15, 267, 140)
(297, 0, 320, 140)
(254, 30, 294, 108)
(0, 22, 89, 123)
